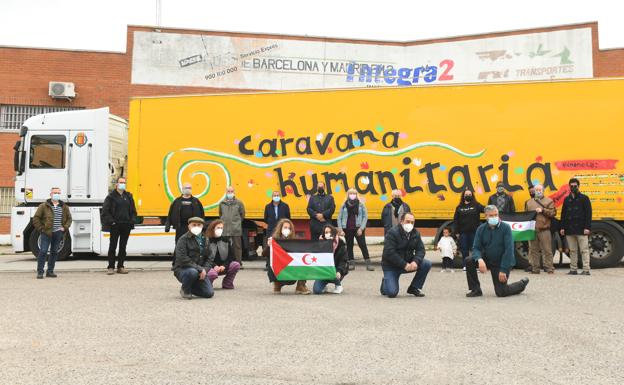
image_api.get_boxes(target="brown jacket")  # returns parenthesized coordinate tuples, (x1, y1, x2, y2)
(525, 197, 556, 230)
(33, 200, 72, 236)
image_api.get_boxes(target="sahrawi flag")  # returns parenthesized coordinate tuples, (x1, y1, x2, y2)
(270, 239, 336, 281)
(500, 211, 537, 241)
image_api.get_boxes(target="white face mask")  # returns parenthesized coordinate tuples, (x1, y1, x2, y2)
(324, 233, 333, 240)
(190, 226, 202, 236)
(182, 188, 192, 195)
(402, 223, 414, 233)
(215, 228, 223, 237)
(281, 228, 291, 238)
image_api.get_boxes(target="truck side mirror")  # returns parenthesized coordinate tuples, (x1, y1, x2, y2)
(13, 140, 25, 175)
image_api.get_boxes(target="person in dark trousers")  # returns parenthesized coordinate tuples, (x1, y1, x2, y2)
(32, 187, 72, 279)
(381, 189, 410, 235)
(306, 181, 335, 241)
(219, 186, 245, 266)
(488, 181, 516, 214)
(264, 219, 310, 294)
(263, 190, 291, 248)
(173, 217, 214, 299)
(313, 225, 348, 294)
(453, 189, 485, 269)
(101, 177, 137, 275)
(380, 212, 431, 298)
(465, 205, 530, 298)
(560, 178, 593, 275)
(337, 188, 373, 271)
(205, 220, 241, 289)
(165, 182, 205, 266)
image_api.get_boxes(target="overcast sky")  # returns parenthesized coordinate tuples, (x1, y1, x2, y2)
(1, 0, 622, 52)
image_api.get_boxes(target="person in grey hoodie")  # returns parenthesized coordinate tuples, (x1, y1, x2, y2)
(219, 186, 246, 266)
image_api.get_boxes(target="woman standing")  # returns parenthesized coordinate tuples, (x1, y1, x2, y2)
(453, 189, 485, 270)
(263, 218, 311, 294)
(313, 225, 348, 294)
(205, 220, 241, 289)
(337, 188, 373, 271)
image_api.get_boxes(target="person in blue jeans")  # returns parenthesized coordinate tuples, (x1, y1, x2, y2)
(453, 189, 485, 270)
(313, 225, 348, 294)
(173, 217, 214, 299)
(380, 212, 431, 298)
(32, 187, 72, 279)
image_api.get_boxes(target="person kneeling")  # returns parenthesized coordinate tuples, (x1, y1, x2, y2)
(314, 225, 348, 294)
(380, 213, 431, 298)
(465, 205, 530, 298)
(205, 220, 240, 289)
(173, 217, 214, 299)
(264, 219, 310, 294)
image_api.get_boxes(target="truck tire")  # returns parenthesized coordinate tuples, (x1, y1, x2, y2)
(514, 241, 530, 269)
(29, 230, 72, 261)
(587, 221, 624, 269)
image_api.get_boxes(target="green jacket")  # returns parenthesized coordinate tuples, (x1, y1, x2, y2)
(219, 198, 245, 236)
(472, 221, 516, 274)
(32, 200, 72, 236)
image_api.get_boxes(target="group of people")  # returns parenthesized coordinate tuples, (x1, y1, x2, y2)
(32, 177, 593, 301)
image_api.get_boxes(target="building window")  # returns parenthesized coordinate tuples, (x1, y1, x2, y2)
(0, 104, 83, 131)
(0, 187, 15, 216)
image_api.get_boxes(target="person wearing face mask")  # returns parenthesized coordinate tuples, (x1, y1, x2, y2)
(173, 217, 214, 299)
(165, 182, 205, 266)
(525, 184, 557, 274)
(263, 219, 310, 294)
(560, 178, 593, 275)
(101, 177, 137, 275)
(219, 186, 246, 267)
(453, 189, 485, 270)
(337, 189, 372, 271)
(205, 220, 240, 289)
(32, 187, 72, 279)
(313, 225, 348, 294)
(306, 181, 336, 241)
(380, 212, 431, 298)
(381, 189, 411, 235)
(263, 190, 291, 249)
(488, 182, 516, 214)
(465, 205, 529, 297)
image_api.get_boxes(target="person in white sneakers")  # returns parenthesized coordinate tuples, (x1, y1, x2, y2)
(437, 227, 457, 272)
(313, 225, 348, 294)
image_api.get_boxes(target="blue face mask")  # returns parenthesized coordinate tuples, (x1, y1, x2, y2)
(117, 183, 126, 191)
(487, 217, 500, 226)
(272, 196, 281, 202)
(226, 193, 234, 200)
(52, 193, 61, 201)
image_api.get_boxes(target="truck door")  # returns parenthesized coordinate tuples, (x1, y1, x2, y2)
(23, 132, 68, 201)
(66, 131, 94, 200)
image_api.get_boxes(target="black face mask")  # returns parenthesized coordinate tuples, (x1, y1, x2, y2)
(464, 195, 473, 202)
(317, 188, 325, 195)
(392, 198, 402, 204)
(529, 192, 535, 198)
(570, 186, 579, 193)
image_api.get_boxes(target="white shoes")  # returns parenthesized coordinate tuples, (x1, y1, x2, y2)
(323, 285, 331, 293)
(333, 285, 344, 294)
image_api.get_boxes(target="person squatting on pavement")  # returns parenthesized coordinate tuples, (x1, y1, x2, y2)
(525, 184, 557, 274)
(32, 187, 72, 279)
(205, 220, 241, 289)
(313, 224, 348, 294)
(380, 212, 431, 298)
(165, 182, 205, 266)
(264, 218, 311, 294)
(101, 177, 137, 275)
(173, 217, 214, 299)
(465, 205, 530, 298)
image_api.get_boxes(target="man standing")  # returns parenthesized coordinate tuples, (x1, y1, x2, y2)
(488, 181, 516, 214)
(560, 178, 593, 275)
(381, 189, 411, 235)
(380, 212, 431, 298)
(219, 186, 245, 266)
(263, 190, 291, 245)
(306, 181, 335, 241)
(465, 205, 529, 297)
(165, 182, 205, 265)
(173, 217, 214, 299)
(525, 184, 556, 274)
(101, 177, 137, 275)
(32, 187, 72, 279)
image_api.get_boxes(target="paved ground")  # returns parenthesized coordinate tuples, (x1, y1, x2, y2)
(1, 246, 623, 385)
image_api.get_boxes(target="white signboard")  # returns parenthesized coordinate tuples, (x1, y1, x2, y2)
(131, 28, 593, 90)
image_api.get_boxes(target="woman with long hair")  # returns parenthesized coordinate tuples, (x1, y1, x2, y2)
(453, 189, 485, 270)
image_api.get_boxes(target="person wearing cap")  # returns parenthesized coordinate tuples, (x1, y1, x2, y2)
(173, 216, 214, 299)
(165, 182, 205, 266)
(488, 182, 516, 214)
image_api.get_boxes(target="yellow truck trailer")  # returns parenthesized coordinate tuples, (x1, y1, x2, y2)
(125, 78, 624, 267)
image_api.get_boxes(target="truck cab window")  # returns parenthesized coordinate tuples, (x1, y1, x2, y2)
(29, 135, 66, 169)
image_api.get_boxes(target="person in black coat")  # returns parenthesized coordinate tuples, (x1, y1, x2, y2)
(381, 189, 411, 234)
(560, 178, 593, 275)
(263, 191, 291, 248)
(101, 177, 137, 275)
(453, 189, 485, 269)
(380, 212, 431, 298)
(306, 181, 335, 241)
(313, 225, 348, 294)
(488, 182, 516, 214)
(165, 182, 205, 265)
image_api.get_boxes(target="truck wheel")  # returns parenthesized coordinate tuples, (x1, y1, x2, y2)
(514, 241, 530, 269)
(588, 221, 624, 269)
(29, 230, 72, 261)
